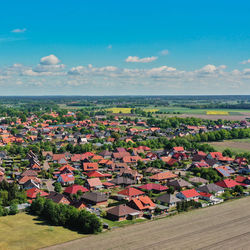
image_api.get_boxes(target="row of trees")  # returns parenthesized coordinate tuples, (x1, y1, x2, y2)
(0, 181, 27, 206)
(30, 197, 102, 234)
(176, 200, 202, 212)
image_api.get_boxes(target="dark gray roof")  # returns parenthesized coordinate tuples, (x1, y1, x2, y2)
(82, 192, 108, 203)
(156, 193, 181, 204)
(47, 192, 70, 203)
(107, 204, 139, 217)
(168, 178, 192, 188)
(111, 177, 135, 185)
(196, 183, 224, 193)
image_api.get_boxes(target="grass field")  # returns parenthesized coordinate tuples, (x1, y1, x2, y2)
(207, 139, 250, 153)
(45, 197, 250, 250)
(0, 213, 84, 250)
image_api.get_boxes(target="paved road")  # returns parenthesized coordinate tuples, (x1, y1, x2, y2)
(44, 197, 250, 250)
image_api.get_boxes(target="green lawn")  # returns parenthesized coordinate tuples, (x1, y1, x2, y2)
(101, 217, 146, 228)
(0, 213, 84, 250)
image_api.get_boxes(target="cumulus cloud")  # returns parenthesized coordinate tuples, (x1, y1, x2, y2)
(2, 56, 250, 95)
(241, 59, 250, 65)
(11, 28, 27, 33)
(125, 56, 158, 63)
(40, 54, 60, 65)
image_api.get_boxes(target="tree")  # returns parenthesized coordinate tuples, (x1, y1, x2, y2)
(9, 203, 18, 215)
(54, 182, 62, 193)
(234, 185, 244, 195)
(167, 186, 175, 194)
(222, 148, 233, 157)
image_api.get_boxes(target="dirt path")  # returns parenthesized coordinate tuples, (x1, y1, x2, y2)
(44, 197, 250, 250)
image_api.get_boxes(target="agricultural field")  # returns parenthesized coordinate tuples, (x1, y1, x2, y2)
(206, 110, 229, 115)
(45, 197, 250, 250)
(106, 108, 132, 113)
(0, 213, 84, 250)
(207, 138, 250, 153)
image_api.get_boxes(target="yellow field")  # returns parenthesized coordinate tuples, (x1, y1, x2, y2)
(106, 108, 132, 113)
(206, 111, 229, 115)
(106, 108, 159, 114)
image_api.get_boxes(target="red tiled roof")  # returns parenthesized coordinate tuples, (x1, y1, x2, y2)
(59, 165, 76, 172)
(60, 173, 75, 183)
(138, 183, 168, 191)
(150, 171, 177, 181)
(181, 188, 199, 198)
(118, 187, 144, 197)
(173, 146, 184, 151)
(131, 196, 155, 210)
(86, 171, 105, 178)
(209, 152, 223, 159)
(215, 179, 239, 188)
(26, 188, 48, 199)
(87, 178, 102, 187)
(83, 162, 99, 171)
(64, 184, 89, 194)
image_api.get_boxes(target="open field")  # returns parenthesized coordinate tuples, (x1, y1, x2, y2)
(161, 113, 250, 121)
(45, 197, 250, 250)
(206, 111, 229, 115)
(0, 213, 84, 250)
(106, 108, 132, 113)
(208, 139, 250, 153)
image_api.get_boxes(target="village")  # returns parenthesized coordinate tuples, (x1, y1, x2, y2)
(0, 109, 250, 228)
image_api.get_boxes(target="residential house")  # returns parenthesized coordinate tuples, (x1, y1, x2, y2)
(138, 183, 168, 193)
(196, 183, 224, 196)
(118, 187, 144, 200)
(86, 178, 103, 190)
(47, 192, 70, 205)
(156, 193, 181, 208)
(81, 192, 108, 206)
(64, 184, 89, 195)
(57, 173, 75, 186)
(167, 178, 193, 190)
(177, 189, 200, 201)
(215, 179, 239, 189)
(106, 204, 142, 221)
(128, 196, 156, 212)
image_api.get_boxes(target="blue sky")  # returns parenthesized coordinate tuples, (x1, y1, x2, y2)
(0, 0, 250, 95)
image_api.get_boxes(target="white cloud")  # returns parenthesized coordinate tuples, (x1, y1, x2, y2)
(199, 64, 217, 73)
(11, 28, 27, 33)
(33, 64, 65, 73)
(68, 66, 85, 75)
(160, 49, 169, 55)
(40, 54, 60, 65)
(125, 56, 158, 63)
(241, 59, 250, 64)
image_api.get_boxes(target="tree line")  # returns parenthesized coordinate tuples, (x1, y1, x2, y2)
(30, 196, 102, 234)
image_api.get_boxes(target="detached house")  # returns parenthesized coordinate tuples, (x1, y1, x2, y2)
(47, 192, 70, 205)
(118, 187, 144, 200)
(81, 192, 108, 206)
(86, 178, 103, 190)
(128, 196, 156, 212)
(156, 193, 181, 208)
(57, 173, 75, 186)
(106, 204, 142, 221)
(177, 189, 200, 201)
